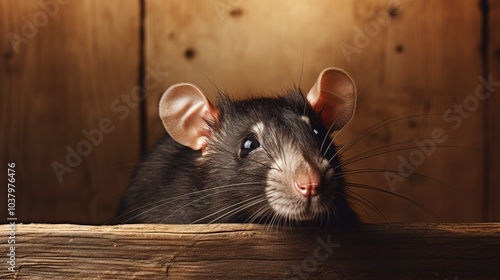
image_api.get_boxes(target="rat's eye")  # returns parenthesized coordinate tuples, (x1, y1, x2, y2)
(240, 134, 260, 157)
(311, 122, 324, 137)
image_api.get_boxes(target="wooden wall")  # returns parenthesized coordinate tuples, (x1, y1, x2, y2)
(0, 0, 141, 223)
(1, 0, 498, 224)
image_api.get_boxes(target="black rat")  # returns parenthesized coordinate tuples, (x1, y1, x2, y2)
(116, 67, 359, 227)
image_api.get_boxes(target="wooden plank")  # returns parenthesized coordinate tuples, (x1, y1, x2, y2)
(145, 0, 484, 222)
(342, 0, 484, 223)
(0, 0, 140, 223)
(488, 0, 500, 221)
(1, 223, 499, 279)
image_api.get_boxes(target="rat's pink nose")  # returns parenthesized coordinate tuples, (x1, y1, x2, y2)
(294, 172, 321, 197)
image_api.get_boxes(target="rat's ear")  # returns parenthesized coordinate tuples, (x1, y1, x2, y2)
(159, 83, 218, 151)
(306, 68, 357, 130)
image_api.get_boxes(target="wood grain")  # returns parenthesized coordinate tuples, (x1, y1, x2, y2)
(144, 0, 484, 222)
(1, 223, 499, 279)
(0, 0, 140, 223)
(488, 0, 500, 221)
(341, 0, 484, 223)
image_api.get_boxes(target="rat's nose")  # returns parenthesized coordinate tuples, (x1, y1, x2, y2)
(294, 172, 321, 197)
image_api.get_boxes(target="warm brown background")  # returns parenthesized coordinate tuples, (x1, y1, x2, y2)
(1, 0, 499, 224)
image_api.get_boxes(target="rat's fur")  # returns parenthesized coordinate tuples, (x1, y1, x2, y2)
(116, 89, 358, 227)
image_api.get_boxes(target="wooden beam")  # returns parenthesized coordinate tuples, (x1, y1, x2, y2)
(2, 223, 499, 279)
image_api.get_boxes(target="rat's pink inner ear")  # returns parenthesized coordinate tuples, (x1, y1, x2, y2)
(306, 68, 357, 131)
(159, 83, 218, 151)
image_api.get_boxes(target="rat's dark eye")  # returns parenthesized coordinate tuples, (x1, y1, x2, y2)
(311, 122, 324, 137)
(240, 134, 260, 157)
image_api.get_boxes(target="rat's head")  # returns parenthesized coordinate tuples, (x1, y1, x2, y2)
(159, 68, 357, 225)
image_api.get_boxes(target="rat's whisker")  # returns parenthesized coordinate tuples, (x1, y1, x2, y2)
(344, 181, 441, 221)
(115, 183, 260, 224)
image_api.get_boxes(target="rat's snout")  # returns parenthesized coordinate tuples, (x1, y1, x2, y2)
(264, 141, 335, 221)
(294, 172, 321, 197)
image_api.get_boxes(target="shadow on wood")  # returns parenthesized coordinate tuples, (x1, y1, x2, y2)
(1, 223, 499, 279)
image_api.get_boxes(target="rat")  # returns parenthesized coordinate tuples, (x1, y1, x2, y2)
(116, 67, 359, 227)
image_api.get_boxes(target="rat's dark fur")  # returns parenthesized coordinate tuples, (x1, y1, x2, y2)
(116, 89, 358, 227)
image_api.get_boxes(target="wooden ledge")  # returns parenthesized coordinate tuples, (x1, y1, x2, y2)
(1, 223, 499, 279)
